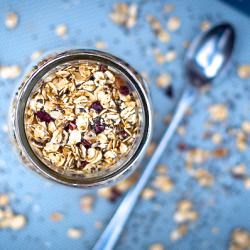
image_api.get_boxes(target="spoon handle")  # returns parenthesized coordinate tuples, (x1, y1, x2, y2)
(93, 87, 197, 250)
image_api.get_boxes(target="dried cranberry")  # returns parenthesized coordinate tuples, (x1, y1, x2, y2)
(99, 64, 108, 72)
(81, 139, 92, 149)
(79, 161, 88, 169)
(36, 111, 54, 123)
(90, 101, 103, 113)
(109, 187, 122, 202)
(120, 130, 129, 139)
(119, 85, 130, 96)
(177, 142, 188, 151)
(92, 118, 105, 134)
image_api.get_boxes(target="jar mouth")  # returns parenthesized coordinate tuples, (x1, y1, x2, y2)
(15, 49, 152, 187)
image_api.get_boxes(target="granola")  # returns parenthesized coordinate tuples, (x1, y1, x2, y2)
(24, 62, 140, 176)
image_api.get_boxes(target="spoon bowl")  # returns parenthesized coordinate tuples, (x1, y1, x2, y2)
(186, 23, 235, 86)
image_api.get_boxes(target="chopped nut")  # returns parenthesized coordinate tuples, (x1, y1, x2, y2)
(141, 188, 155, 200)
(148, 243, 165, 250)
(209, 104, 228, 122)
(67, 228, 83, 239)
(50, 212, 64, 222)
(167, 16, 181, 32)
(5, 12, 19, 29)
(237, 65, 250, 79)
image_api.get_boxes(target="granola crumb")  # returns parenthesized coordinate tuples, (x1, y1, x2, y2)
(0, 194, 9, 206)
(211, 133, 222, 144)
(9, 215, 26, 230)
(55, 24, 68, 37)
(148, 243, 165, 250)
(194, 168, 214, 187)
(167, 16, 181, 32)
(95, 220, 103, 229)
(231, 164, 247, 178)
(80, 195, 95, 213)
(141, 188, 155, 200)
(237, 65, 250, 79)
(0, 65, 21, 79)
(50, 212, 64, 222)
(242, 121, 250, 133)
(153, 175, 174, 192)
(5, 12, 19, 29)
(67, 228, 83, 239)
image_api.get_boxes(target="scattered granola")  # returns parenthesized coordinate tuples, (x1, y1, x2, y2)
(110, 3, 137, 29)
(156, 73, 172, 88)
(0, 193, 27, 231)
(173, 200, 199, 224)
(80, 195, 95, 213)
(0, 65, 21, 79)
(170, 224, 188, 241)
(229, 228, 250, 250)
(237, 65, 250, 79)
(25, 62, 140, 176)
(231, 164, 247, 179)
(167, 16, 181, 32)
(141, 188, 155, 200)
(146, 141, 156, 156)
(55, 24, 68, 37)
(95, 41, 108, 50)
(147, 16, 170, 43)
(244, 177, 250, 189)
(30, 50, 43, 61)
(208, 104, 228, 122)
(153, 175, 174, 192)
(193, 168, 214, 187)
(242, 121, 250, 134)
(5, 12, 19, 29)
(148, 243, 165, 250)
(200, 21, 211, 31)
(67, 227, 83, 239)
(163, 4, 175, 13)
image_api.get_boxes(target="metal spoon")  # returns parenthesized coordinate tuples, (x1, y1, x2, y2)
(93, 23, 235, 250)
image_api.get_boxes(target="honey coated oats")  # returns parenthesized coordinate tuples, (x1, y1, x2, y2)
(24, 62, 140, 176)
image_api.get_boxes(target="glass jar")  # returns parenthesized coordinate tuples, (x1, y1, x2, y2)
(9, 49, 152, 188)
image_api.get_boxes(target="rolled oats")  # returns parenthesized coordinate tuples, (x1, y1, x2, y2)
(25, 62, 140, 176)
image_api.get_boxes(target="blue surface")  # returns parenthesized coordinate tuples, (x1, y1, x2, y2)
(1, 0, 250, 250)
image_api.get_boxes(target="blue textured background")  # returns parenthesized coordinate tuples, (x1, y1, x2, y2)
(1, 0, 250, 249)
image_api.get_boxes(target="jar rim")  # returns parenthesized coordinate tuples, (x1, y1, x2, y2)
(14, 49, 152, 187)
